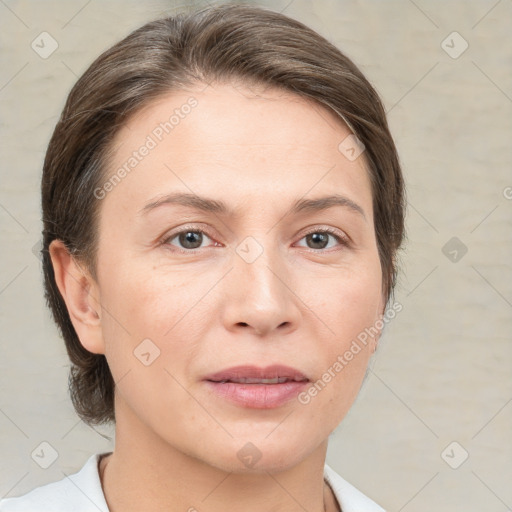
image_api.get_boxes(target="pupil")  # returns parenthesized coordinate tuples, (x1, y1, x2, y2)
(308, 232, 328, 249)
(180, 231, 202, 249)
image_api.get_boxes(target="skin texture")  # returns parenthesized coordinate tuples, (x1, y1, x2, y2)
(50, 82, 385, 512)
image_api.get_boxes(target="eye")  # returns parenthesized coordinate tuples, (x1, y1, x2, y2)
(164, 229, 217, 251)
(295, 228, 347, 250)
(161, 226, 347, 253)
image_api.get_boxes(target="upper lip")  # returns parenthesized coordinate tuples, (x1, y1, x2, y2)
(204, 365, 309, 383)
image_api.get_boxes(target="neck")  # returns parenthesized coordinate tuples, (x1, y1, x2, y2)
(99, 402, 339, 512)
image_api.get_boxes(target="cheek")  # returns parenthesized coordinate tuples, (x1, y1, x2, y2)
(96, 263, 202, 404)
(305, 258, 382, 409)
(311, 258, 383, 345)
(99, 261, 200, 336)
(96, 257, 220, 380)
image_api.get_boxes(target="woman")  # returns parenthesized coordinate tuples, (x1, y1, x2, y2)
(0, 4, 404, 511)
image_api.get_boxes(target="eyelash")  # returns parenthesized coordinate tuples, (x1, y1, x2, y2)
(160, 225, 349, 254)
(299, 226, 350, 250)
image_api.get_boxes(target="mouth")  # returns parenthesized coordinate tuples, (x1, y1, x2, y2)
(212, 377, 305, 384)
(203, 365, 310, 409)
(204, 364, 309, 384)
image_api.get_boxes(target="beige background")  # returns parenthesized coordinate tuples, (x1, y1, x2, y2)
(1, 0, 511, 510)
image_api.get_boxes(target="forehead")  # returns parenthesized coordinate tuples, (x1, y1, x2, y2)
(102, 82, 373, 218)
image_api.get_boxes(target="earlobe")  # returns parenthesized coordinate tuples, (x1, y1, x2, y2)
(49, 240, 105, 355)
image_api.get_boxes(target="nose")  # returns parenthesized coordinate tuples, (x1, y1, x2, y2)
(220, 245, 302, 338)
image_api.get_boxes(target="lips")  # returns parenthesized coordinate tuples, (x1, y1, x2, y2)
(203, 365, 310, 409)
(204, 364, 309, 384)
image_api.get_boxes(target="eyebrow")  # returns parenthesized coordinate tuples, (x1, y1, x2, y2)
(139, 192, 366, 220)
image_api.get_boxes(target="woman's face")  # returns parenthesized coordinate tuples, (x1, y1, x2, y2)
(91, 82, 384, 472)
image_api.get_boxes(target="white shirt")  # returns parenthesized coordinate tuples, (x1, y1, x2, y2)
(0, 453, 385, 511)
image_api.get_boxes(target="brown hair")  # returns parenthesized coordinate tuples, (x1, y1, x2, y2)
(41, 3, 405, 426)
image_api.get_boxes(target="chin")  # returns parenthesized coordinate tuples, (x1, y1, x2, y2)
(202, 434, 323, 475)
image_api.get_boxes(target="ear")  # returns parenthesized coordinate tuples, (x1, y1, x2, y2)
(49, 240, 105, 355)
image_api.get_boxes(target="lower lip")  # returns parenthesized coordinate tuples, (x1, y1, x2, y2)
(204, 380, 309, 409)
